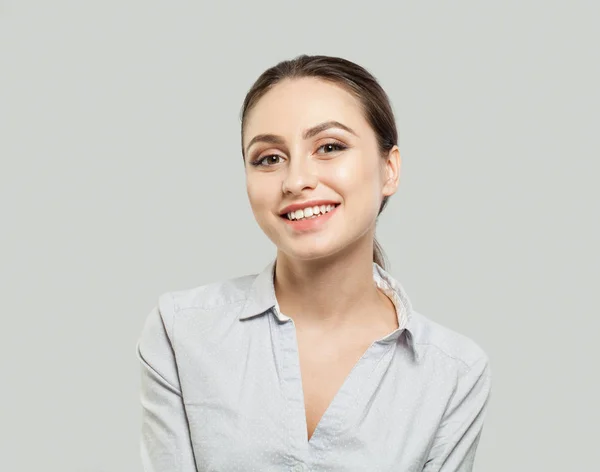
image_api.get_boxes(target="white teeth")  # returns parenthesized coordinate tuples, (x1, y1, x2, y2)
(287, 204, 338, 221)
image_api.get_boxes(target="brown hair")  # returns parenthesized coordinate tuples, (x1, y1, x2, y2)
(240, 54, 398, 270)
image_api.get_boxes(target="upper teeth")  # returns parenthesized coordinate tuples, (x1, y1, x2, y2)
(287, 204, 337, 220)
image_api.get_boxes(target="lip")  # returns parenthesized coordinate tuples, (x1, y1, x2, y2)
(279, 199, 341, 216)
(280, 203, 340, 232)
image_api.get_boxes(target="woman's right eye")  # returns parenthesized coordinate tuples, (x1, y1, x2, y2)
(253, 155, 283, 167)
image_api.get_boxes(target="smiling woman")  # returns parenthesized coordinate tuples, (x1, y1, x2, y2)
(240, 58, 398, 271)
(136, 54, 492, 472)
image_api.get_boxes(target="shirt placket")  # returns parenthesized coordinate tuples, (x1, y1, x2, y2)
(270, 308, 311, 470)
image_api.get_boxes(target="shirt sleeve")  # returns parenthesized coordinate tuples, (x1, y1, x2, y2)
(136, 300, 198, 472)
(422, 354, 492, 472)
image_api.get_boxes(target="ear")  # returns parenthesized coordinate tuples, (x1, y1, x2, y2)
(382, 146, 401, 197)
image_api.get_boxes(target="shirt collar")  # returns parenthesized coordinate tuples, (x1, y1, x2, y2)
(238, 257, 419, 361)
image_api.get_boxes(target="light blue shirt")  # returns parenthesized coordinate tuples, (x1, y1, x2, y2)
(136, 258, 492, 471)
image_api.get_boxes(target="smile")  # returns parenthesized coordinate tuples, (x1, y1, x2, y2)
(284, 204, 339, 221)
(280, 204, 340, 231)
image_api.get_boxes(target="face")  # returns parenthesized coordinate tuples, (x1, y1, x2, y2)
(242, 77, 400, 261)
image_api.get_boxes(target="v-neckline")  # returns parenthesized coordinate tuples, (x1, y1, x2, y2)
(289, 319, 391, 444)
(302, 338, 377, 444)
(278, 287, 401, 444)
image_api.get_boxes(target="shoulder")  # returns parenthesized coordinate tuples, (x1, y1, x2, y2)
(162, 273, 257, 313)
(136, 272, 260, 382)
(142, 272, 259, 341)
(409, 309, 490, 374)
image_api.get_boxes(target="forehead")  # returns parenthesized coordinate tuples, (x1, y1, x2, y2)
(243, 77, 367, 141)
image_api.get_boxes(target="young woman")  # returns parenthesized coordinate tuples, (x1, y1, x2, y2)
(137, 54, 492, 472)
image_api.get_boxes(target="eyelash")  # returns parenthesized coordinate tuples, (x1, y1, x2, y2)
(250, 141, 348, 167)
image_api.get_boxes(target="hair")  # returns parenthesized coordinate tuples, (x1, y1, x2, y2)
(240, 54, 398, 270)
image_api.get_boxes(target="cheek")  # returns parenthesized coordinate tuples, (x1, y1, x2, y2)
(245, 182, 262, 214)
(328, 156, 383, 219)
(329, 155, 379, 191)
(246, 179, 275, 213)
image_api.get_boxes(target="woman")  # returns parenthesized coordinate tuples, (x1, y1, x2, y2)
(136, 54, 492, 472)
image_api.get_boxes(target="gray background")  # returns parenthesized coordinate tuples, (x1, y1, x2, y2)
(1, 1, 598, 471)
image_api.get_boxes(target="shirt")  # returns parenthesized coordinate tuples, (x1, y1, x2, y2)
(136, 257, 492, 472)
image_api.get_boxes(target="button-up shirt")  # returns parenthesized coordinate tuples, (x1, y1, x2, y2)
(136, 258, 492, 471)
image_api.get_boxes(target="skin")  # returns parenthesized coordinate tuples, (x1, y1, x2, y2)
(242, 77, 402, 338)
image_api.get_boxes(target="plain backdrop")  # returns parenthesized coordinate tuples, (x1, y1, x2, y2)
(1, 1, 598, 471)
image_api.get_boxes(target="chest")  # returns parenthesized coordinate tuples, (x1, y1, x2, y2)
(296, 333, 374, 441)
(177, 313, 450, 471)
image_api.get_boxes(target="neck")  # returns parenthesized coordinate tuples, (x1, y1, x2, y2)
(273, 242, 389, 331)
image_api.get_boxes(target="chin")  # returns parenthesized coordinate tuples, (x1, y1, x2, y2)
(278, 241, 342, 261)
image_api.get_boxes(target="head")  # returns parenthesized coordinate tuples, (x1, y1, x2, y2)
(240, 55, 400, 270)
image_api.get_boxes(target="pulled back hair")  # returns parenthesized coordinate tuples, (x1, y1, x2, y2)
(240, 54, 398, 270)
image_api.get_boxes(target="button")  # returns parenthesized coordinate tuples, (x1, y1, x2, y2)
(292, 463, 306, 472)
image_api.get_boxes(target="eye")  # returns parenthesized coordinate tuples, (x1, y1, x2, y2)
(251, 154, 284, 167)
(317, 141, 347, 154)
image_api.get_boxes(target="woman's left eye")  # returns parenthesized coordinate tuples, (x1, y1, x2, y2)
(317, 142, 347, 154)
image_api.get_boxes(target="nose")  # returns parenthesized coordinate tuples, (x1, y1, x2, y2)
(281, 155, 319, 195)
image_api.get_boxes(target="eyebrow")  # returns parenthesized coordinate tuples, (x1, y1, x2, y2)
(245, 120, 358, 157)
